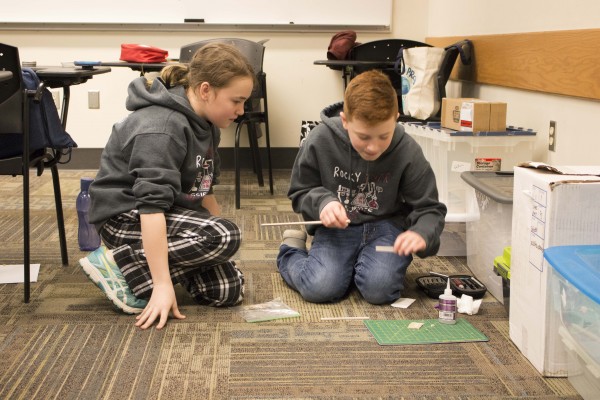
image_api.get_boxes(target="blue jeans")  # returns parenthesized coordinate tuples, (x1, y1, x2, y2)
(276, 220, 412, 304)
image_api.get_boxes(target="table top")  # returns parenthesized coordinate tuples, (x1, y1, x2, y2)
(96, 61, 179, 73)
(31, 65, 112, 88)
(0, 70, 13, 83)
(314, 59, 397, 68)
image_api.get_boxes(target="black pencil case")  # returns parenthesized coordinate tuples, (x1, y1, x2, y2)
(416, 274, 487, 299)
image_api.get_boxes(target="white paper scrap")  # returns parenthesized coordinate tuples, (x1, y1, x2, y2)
(0, 264, 40, 284)
(408, 322, 424, 329)
(391, 297, 416, 308)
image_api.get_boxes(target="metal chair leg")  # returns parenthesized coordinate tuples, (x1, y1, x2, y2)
(247, 123, 264, 187)
(234, 122, 243, 209)
(51, 164, 68, 266)
(23, 169, 30, 303)
(263, 119, 273, 195)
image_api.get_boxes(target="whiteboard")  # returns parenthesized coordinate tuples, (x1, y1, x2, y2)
(0, 0, 392, 29)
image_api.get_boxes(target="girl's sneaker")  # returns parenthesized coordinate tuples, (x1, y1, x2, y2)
(79, 246, 148, 314)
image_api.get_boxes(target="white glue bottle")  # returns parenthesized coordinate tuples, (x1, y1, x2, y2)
(438, 278, 457, 324)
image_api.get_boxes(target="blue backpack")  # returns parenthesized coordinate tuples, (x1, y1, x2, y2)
(0, 67, 77, 159)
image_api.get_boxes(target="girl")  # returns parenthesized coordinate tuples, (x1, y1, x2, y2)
(79, 43, 255, 330)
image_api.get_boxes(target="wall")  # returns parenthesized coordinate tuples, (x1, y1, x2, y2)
(12, 1, 600, 167)
(428, 0, 600, 165)
(0, 1, 419, 154)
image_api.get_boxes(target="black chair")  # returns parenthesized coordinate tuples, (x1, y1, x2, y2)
(347, 38, 471, 121)
(0, 42, 69, 303)
(347, 39, 428, 105)
(180, 38, 273, 209)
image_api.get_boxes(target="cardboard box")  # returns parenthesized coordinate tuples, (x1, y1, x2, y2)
(510, 163, 600, 376)
(441, 98, 507, 133)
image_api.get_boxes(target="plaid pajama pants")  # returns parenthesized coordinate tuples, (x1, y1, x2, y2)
(99, 207, 244, 306)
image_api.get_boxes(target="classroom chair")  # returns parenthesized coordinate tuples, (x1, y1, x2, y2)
(348, 38, 471, 121)
(0, 42, 70, 302)
(180, 38, 273, 209)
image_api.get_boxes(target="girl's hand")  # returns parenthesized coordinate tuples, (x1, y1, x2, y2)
(320, 201, 350, 229)
(135, 283, 186, 330)
(393, 231, 426, 256)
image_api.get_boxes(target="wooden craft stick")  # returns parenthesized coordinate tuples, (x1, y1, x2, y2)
(320, 316, 369, 320)
(375, 245, 396, 253)
(260, 220, 323, 227)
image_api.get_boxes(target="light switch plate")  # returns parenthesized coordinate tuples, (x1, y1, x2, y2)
(88, 90, 100, 109)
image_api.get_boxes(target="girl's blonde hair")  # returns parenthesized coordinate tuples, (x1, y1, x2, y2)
(159, 42, 256, 90)
(343, 70, 398, 125)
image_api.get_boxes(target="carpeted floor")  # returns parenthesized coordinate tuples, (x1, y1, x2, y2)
(0, 169, 582, 399)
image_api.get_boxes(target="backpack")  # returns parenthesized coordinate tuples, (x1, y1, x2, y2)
(0, 68, 77, 159)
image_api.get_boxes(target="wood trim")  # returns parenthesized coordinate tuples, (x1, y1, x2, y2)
(426, 29, 600, 100)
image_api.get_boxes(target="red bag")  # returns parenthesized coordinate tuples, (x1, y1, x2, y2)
(327, 30, 358, 60)
(120, 44, 168, 63)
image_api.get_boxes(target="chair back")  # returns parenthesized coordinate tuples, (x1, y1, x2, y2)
(350, 39, 429, 61)
(179, 38, 266, 75)
(0, 43, 24, 135)
(180, 38, 268, 111)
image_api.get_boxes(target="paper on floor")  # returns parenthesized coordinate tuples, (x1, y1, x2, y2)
(0, 264, 40, 284)
(391, 298, 416, 308)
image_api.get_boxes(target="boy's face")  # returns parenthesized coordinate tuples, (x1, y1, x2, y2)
(341, 112, 398, 161)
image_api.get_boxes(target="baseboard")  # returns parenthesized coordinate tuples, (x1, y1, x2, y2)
(59, 147, 300, 170)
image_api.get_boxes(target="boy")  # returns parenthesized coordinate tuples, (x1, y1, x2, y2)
(277, 70, 446, 305)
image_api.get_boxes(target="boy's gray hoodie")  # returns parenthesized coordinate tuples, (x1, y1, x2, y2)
(289, 102, 447, 257)
(89, 77, 221, 228)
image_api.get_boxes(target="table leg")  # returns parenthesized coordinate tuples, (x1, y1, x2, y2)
(60, 86, 70, 129)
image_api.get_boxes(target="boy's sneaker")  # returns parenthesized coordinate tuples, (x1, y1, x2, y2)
(79, 246, 148, 314)
(281, 230, 308, 251)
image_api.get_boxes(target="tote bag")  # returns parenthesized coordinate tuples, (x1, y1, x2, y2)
(397, 46, 445, 120)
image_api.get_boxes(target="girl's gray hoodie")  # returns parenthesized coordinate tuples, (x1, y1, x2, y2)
(89, 76, 221, 228)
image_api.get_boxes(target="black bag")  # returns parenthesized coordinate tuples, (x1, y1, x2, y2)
(0, 68, 77, 158)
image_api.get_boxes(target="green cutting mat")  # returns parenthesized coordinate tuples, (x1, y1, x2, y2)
(364, 318, 489, 345)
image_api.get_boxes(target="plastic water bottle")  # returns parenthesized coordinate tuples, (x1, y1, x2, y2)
(77, 177, 101, 251)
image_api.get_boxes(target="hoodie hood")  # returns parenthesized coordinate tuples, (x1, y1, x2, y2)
(126, 77, 212, 133)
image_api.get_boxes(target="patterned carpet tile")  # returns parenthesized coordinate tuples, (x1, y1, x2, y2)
(0, 170, 582, 399)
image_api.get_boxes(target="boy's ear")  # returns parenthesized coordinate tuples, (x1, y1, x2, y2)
(340, 111, 349, 129)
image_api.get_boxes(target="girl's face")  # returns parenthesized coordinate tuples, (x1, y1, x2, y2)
(341, 112, 398, 161)
(193, 76, 254, 129)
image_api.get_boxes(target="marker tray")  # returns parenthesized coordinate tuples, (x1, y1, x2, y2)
(416, 274, 487, 299)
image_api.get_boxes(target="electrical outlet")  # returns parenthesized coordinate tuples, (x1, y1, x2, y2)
(88, 90, 100, 109)
(548, 120, 557, 152)
(51, 90, 61, 111)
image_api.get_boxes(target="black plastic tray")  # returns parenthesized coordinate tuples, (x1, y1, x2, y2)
(416, 274, 487, 299)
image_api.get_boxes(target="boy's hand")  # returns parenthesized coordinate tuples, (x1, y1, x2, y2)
(320, 201, 350, 228)
(394, 231, 426, 256)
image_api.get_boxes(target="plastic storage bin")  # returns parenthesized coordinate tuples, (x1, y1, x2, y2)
(461, 171, 514, 304)
(401, 122, 535, 222)
(544, 245, 600, 400)
(493, 246, 511, 314)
